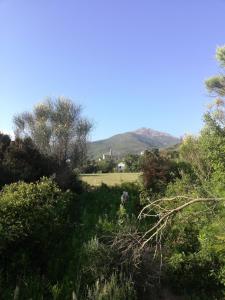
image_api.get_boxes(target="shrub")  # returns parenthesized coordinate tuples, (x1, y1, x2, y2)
(85, 272, 137, 300)
(80, 237, 115, 286)
(55, 164, 83, 193)
(97, 159, 115, 173)
(0, 178, 74, 284)
(140, 149, 180, 194)
(0, 135, 56, 188)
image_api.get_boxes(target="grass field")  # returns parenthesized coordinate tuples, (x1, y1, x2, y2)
(81, 172, 141, 186)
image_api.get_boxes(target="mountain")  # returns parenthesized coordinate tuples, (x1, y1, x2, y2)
(88, 128, 181, 158)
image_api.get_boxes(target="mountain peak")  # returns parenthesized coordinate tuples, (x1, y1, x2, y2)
(134, 127, 173, 138)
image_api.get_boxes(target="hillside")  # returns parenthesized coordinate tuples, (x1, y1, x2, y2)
(88, 128, 180, 158)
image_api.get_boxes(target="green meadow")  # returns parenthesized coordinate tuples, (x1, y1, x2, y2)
(81, 172, 141, 186)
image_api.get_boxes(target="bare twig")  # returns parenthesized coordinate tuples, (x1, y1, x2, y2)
(138, 196, 225, 249)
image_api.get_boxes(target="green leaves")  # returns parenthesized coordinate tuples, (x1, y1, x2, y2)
(216, 46, 225, 68)
(0, 178, 74, 282)
(205, 46, 225, 98)
(13, 97, 92, 168)
(205, 76, 225, 96)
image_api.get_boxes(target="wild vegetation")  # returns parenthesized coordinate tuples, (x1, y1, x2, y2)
(0, 46, 225, 299)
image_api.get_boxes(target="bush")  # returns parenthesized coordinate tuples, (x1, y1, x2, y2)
(124, 154, 141, 172)
(79, 237, 116, 287)
(140, 149, 180, 195)
(0, 178, 74, 285)
(97, 159, 115, 173)
(0, 135, 56, 188)
(55, 164, 83, 193)
(85, 272, 137, 300)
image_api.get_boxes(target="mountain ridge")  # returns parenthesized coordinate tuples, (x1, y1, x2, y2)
(88, 128, 181, 158)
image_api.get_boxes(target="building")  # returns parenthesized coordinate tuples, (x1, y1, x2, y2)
(102, 148, 112, 160)
(117, 162, 126, 172)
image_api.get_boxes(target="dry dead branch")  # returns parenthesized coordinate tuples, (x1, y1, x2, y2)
(136, 195, 225, 283)
(138, 196, 225, 249)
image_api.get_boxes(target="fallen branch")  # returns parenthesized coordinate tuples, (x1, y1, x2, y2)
(138, 196, 225, 249)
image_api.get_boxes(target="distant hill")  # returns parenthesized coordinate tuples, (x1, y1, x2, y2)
(88, 128, 181, 159)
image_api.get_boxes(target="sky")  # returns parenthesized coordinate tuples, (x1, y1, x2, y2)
(1, 0, 225, 141)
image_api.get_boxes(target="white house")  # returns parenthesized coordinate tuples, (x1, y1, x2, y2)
(117, 162, 126, 172)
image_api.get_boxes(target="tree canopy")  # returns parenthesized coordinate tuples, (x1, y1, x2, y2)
(14, 97, 92, 168)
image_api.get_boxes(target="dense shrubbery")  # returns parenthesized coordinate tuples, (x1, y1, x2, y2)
(1, 138, 224, 299)
(81, 158, 116, 174)
(97, 159, 116, 173)
(124, 154, 141, 172)
(0, 178, 77, 298)
(0, 178, 142, 299)
(138, 148, 188, 206)
(1, 108, 224, 299)
(0, 134, 55, 188)
(135, 47, 225, 298)
(154, 95, 225, 298)
(0, 133, 83, 193)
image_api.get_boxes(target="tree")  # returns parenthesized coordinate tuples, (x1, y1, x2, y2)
(205, 46, 225, 134)
(124, 154, 141, 172)
(81, 159, 99, 174)
(97, 158, 115, 173)
(181, 46, 225, 195)
(140, 149, 179, 194)
(0, 134, 55, 187)
(136, 47, 225, 297)
(13, 97, 92, 168)
(0, 133, 11, 158)
(205, 46, 225, 98)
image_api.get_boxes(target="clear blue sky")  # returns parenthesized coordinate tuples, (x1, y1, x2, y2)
(1, 0, 225, 141)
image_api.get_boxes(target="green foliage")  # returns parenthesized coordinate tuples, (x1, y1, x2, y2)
(0, 135, 55, 188)
(97, 159, 116, 173)
(165, 210, 225, 298)
(216, 46, 225, 67)
(85, 273, 137, 300)
(124, 154, 141, 172)
(140, 149, 180, 195)
(0, 178, 74, 289)
(155, 57, 225, 297)
(80, 237, 115, 286)
(81, 159, 99, 173)
(14, 97, 92, 168)
(205, 46, 225, 96)
(205, 76, 225, 96)
(55, 164, 83, 193)
(180, 104, 225, 197)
